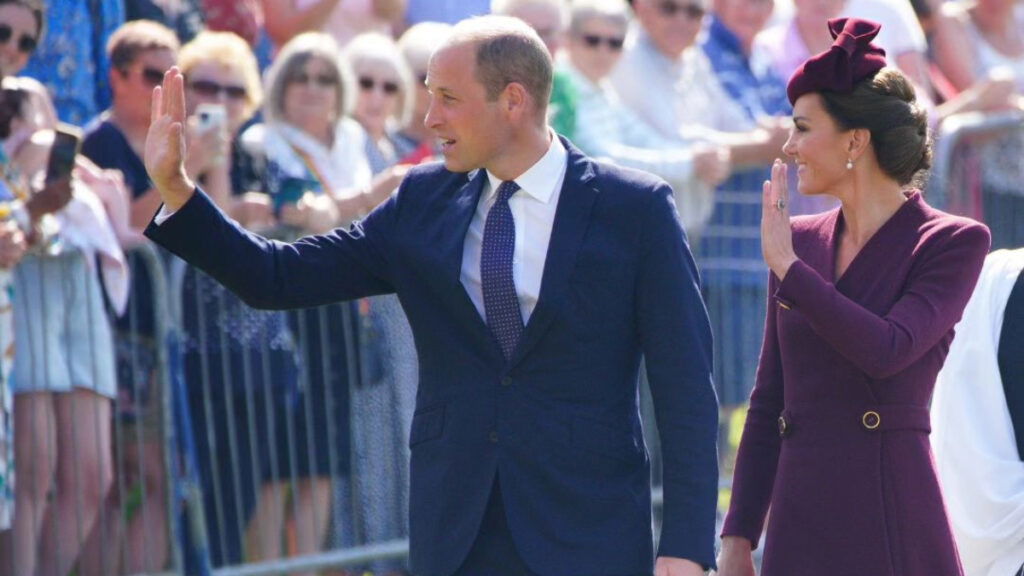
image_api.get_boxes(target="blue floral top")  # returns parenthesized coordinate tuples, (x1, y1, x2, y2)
(21, 0, 124, 126)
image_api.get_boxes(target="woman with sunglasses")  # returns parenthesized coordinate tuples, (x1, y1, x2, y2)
(337, 30, 417, 576)
(1, 5, 141, 576)
(237, 31, 396, 576)
(562, 0, 729, 237)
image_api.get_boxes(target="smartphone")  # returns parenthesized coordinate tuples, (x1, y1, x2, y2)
(44, 123, 82, 185)
(196, 103, 226, 132)
(273, 176, 319, 216)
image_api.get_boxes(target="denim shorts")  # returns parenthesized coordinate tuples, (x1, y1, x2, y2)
(10, 250, 116, 398)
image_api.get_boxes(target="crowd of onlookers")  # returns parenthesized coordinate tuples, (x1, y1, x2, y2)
(0, 0, 1018, 574)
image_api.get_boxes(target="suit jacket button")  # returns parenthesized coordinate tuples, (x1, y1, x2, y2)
(489, 431, 499, 443)
(501, 376, 512, 387)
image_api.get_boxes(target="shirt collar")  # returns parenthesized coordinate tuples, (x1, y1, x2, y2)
(485, 130, 567, 205)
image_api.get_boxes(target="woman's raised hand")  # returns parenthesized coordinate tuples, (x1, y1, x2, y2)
(761, 158, 798, 281)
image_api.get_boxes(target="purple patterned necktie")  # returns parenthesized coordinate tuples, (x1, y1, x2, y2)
(482, 180, 524, 361)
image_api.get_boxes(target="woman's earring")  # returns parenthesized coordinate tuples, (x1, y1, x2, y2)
(846, 158, 854, 170)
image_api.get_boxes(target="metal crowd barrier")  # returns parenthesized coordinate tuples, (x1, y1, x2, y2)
(929, 109, 1024, 248)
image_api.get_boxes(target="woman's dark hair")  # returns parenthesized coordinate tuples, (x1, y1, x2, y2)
(821, 67, 932, 188)
(0, 0, 46, 44)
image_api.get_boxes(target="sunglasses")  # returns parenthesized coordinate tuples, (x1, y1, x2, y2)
(289, 72, 336, 87)
(358, 76, 400, 95)
(125, 66, 166, 88)
(657, 0, 706, 19)
(0, 23, 36, 54)
(189, 79, 247, 100)
(580, 34, 625, 51)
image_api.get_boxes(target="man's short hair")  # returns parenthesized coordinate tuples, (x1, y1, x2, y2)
(447, 16, 553, 114)
(107, 19, 180, 72)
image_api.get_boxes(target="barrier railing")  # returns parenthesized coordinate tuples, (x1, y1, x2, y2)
(929, 109, 1024, 249)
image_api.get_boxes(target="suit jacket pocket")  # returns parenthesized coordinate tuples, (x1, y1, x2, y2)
(409, 404, 445, 447)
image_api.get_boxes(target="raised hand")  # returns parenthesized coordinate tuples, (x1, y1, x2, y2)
(143, 67, 195, 212)
(761, 158, 798, 281)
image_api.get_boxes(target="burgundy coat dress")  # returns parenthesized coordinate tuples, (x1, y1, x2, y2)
(722, 192, 991, 576)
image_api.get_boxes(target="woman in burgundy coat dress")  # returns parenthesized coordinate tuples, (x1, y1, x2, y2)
(716, 18, 991, 576)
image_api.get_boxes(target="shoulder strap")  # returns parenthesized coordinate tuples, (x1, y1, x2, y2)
(287, 143, 330, 193)
(998, 266, 1024, 459)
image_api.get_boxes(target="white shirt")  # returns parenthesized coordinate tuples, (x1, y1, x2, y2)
(932, 249, 1024, 576)
(460, 134, 567, 325)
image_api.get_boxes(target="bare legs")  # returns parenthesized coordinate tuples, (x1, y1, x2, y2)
(13, 390, 112, 576)
(245, 477, 331, 576)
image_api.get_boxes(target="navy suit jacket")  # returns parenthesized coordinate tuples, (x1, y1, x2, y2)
(146, 139, 719, 575)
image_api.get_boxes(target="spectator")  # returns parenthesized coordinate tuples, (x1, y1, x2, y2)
(928, 0, 1024, 248)
(173, 30, 306, 571)
(0, 77, 30, 546)
(613, 0, 788, 437)
(340, 30, 416, 575)
(933, 248, 1024, 576)
(717, 19, 990, 575)
(77, 17, 179, 574)
(237, 31, 394, 574)
(393, 21, 452, 163)
(561, 0, 729, 235)
(260, 0, 406, 51)
(344, 32, 414, 175)
(1, 0, 56, 134)
(757, 0, 1016, 126)
(491, 0, 576, 138)
(20, 0, 123, 126)
(5, 7, 129, 576)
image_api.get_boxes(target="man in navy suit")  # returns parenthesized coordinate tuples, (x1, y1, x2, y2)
(143, 16, 717, 576)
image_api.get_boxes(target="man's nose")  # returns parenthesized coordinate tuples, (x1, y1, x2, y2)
(423, 98, 440, 130)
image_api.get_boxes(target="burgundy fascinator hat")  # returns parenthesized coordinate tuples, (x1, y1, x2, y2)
(786, 17, 887, 105)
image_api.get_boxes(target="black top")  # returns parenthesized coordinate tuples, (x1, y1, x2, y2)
(999, 266, 1024, 459)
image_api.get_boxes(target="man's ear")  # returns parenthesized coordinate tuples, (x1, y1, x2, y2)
(501, 81, 529, 119)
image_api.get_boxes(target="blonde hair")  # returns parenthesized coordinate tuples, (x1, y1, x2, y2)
(178, 30, 263, 119)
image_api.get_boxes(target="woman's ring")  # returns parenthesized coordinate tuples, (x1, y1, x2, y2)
(775, 198, 786, 211)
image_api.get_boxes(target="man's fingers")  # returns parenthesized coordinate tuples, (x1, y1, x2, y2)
(167, 67, 186, 123)
(151, 85, 163, 126)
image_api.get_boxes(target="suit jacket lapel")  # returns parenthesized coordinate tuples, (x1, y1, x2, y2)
(510, 144, 597, 366)
(434, 170, 503, 358)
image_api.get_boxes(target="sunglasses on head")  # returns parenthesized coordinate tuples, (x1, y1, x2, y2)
(657, 0, 706, 19)
(0, 23, 36, 54)
(289, 71, 336, 87)
(358, 76, 399, 95)
(580, 34, 625, 51)
(189, 79, 248, 100)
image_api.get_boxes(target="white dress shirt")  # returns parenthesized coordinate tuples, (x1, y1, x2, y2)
(460, 133, 568, 325)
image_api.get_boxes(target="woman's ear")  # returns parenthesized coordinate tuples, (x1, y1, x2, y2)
(848, 127, 871, 162)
